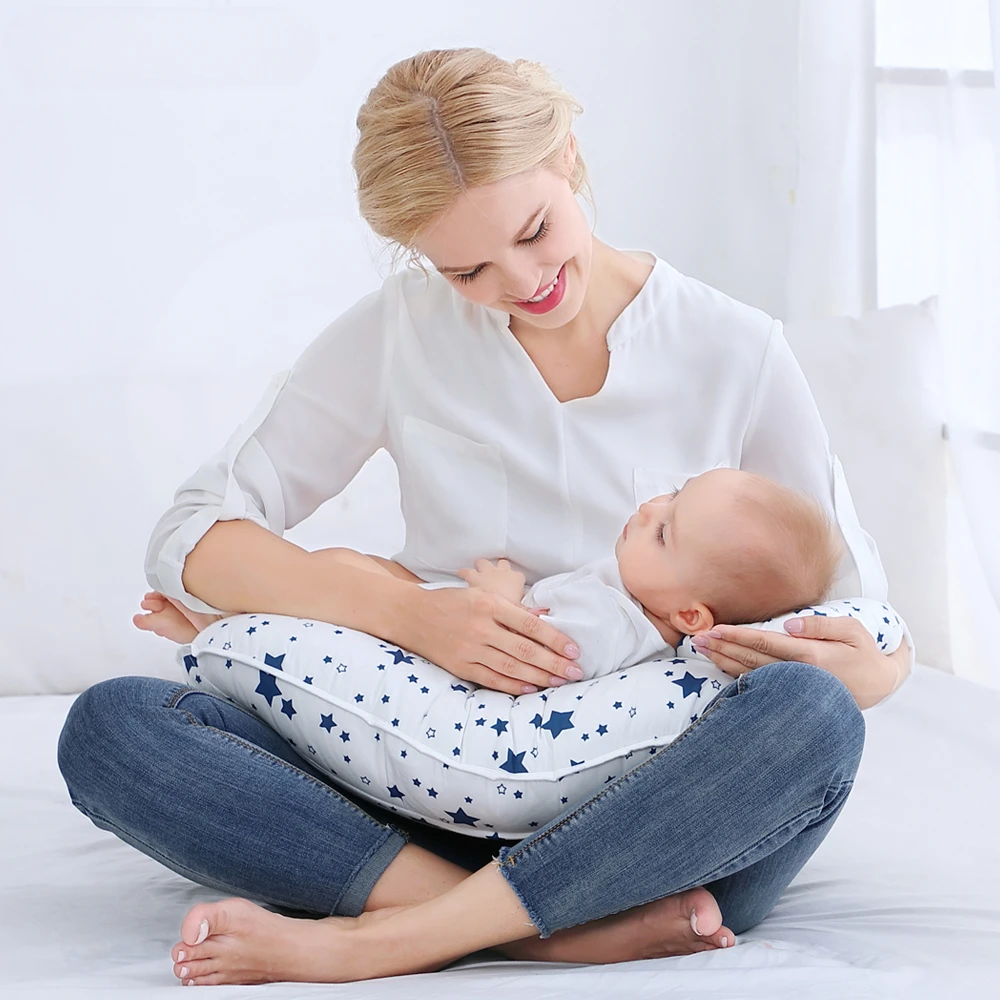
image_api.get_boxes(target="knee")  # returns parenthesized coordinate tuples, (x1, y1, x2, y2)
(749, 661, 866, 773)
(56, 676, 141, 801)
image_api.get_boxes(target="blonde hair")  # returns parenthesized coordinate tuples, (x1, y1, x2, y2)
(352, 48, 595, 273)
(704, 474, 843, 626)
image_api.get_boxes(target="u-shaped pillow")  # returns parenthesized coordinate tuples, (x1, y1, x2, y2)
(182, 599, 903, 839)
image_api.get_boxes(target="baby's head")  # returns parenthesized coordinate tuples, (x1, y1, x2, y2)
(614, 468, 843, 635)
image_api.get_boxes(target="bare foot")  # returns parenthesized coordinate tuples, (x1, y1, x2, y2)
(132, 591, 219, 644)
(169, 887, 734, 986)
(501, 885, 735, 962)
(169, 897, 432, 986)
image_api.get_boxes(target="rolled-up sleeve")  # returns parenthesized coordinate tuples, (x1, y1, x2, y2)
(739, 320, 917, 675)
(144, 282, 397, 615)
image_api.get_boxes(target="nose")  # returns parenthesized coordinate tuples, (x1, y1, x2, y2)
(504, 267, 547, 302)
(636, 502, 653, 525)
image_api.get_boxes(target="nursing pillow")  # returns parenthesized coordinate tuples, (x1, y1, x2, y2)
(181, 599, 903, 839)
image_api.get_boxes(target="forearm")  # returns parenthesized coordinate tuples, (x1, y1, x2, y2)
(180, 519, 418, 646)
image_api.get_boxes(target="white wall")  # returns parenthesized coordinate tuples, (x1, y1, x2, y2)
(0, 0, 813, 693)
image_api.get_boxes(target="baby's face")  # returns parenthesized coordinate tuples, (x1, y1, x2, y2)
(614, 468, 757, 622)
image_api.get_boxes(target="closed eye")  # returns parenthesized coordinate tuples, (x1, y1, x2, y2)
(656, 523, 666, 545)
(453, 218, 550, 284)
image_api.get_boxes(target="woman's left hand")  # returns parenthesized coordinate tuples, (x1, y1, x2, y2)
(691, 615, 908, 709)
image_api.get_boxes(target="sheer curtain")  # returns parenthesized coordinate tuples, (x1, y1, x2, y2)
(792, 0, 1000, 686)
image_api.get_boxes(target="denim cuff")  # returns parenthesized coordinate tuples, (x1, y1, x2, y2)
(333, 827, 409, 917)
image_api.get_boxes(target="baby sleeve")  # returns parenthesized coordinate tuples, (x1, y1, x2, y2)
(739, 319, 917, 677)
(144, 281, 398, 615)
(525, 570, 672, 681)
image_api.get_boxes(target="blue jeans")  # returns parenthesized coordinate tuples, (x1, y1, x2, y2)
(56, 659, 864, 940)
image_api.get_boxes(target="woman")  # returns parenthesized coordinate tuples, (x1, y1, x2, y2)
(57, 48, 912, 986)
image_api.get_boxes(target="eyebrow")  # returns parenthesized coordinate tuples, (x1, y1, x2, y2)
(667, 481, 688, 546)
(436, 205, 546, 274)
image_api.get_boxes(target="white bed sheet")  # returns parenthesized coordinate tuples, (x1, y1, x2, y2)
(2, 664, 998, 999)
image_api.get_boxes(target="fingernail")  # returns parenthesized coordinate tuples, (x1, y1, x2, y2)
(521, 685, 538, 694)
(784, 619, 804, 633)
(565, 665, 584, 680)
(548, 677, 567, 686)
(720, 936, 729, 948)
(194, 919, 209, 945)
(564, 644, 580, 658)
(705, 630, 723, 639)
(177, 951, 186, 963)
(690, 910, 702, 935)
(691, 635, 709, 647)
(180, 967, 189, 978)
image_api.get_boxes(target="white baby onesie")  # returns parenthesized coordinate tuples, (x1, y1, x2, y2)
(522, 557, 672, 681)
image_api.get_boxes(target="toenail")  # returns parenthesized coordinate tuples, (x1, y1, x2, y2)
(690, 910, 701, 935)
(720, 936, 728, 948)
(180, 967, 189, 978)
(194, 919, 209, 945)
(177, 951, 186, 963)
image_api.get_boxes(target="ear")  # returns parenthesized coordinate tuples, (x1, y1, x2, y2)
(670, 603, 715, 636)
(563, 133, 577, 170)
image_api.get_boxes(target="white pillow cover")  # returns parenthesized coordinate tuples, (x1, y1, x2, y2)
(183, 598, 905, 839)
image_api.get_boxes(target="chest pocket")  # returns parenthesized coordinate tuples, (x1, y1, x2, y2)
(632, 461, 732, 506)
(401, 416, 509, 572)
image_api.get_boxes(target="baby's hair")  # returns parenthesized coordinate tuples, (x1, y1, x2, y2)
(704, 474, 843, 626)
(352, 47, 594, 275)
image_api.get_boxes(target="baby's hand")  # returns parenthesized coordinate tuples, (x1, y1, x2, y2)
(457, 559, 526, 605)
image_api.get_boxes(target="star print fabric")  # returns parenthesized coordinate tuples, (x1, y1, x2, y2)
(179, 598, 903, 839)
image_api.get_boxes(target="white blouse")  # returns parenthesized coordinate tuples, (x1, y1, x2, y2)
(145, 249, 912, 665)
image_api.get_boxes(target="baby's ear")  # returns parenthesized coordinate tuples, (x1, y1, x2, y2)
(671, 604, 715, 635)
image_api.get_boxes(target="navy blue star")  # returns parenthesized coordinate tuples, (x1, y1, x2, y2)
(530, 713, 543, 728)
(541, 711, 575, 738)
(279, 698, 296, 720)
(376, 663, 386, 671)
(596, 724, 609, 735)
(391, 718, 399, 727)
(339, 731, 351, 743)
(389, 648, 415, 664)
(354, 693, 364, 703)
(455, 722, 463, 730)
(499, 749, 529, 774)
(452, 747, 461, 756)
(427, 787, 438, 798)
(491, 718, 509, 735)
(664, 670, 674, 676)
(475, 718, 486, 726)
(446, 807, 480, 827)
(387, 785, 405, 799)
(183, 654, 197, 674)
(513, 790, 523, 799)
(581, 733, 590, 741)
(264, 652, 284, 671)
(672, 671, 708, 698)
(303, 676, 313, 685)
(877, 632, 884, 644)
(381, 694, 390, 703)
(451, 683, 469, 692)
(412, 778, 421, 787)
(671, 658, 686, 665)
(570, 758, 584, 765)
(613, 701, 622, 709)
(465, 796, 473, 803)
(667, 701, 675, 709)
(408, 674, 418, 683)
(254, 672, 281, 706)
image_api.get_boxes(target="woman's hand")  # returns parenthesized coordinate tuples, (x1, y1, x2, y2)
(691, 615, 910, 710)
(404, 585, 584, 696)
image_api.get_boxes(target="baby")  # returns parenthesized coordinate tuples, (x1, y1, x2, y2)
(137, 468, 842, 682)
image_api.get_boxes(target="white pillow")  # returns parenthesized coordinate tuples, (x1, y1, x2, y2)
(783, 298, 949, 670)
(184, 598, 904, 839)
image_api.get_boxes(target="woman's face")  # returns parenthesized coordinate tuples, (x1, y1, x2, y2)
(413, 141, 593, 330)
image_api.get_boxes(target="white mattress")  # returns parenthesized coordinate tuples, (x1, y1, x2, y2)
(3, 664, 998, 999)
